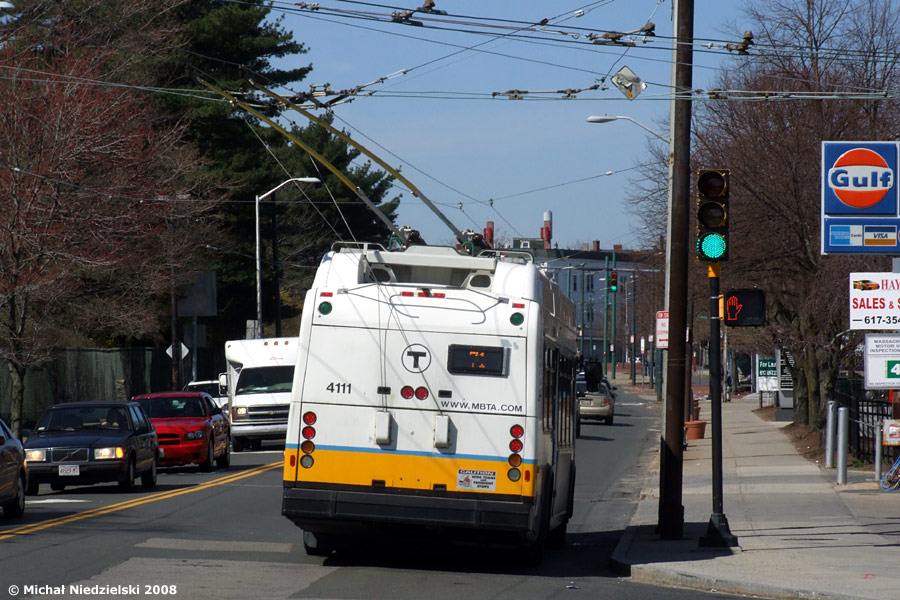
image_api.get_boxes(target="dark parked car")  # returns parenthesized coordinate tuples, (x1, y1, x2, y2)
(24, 402, 158, 494)
(0, 417, 26, 518)
(133, 392, 230, 471)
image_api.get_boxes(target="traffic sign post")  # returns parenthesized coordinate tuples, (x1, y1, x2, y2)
(699, 263, 738, 548)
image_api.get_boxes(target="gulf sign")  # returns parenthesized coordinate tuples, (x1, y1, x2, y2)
(823, 142, 898, 215)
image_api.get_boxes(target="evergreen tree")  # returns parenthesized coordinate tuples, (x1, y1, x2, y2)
(161, 1, 399, 342)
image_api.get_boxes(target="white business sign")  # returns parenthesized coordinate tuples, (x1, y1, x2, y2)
(864, 333, 900, 389)
(849, 272, 900, 329)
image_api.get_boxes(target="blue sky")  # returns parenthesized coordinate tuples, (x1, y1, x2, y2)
(267, 1, 749, 249)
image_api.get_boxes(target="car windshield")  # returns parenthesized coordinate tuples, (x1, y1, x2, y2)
(137, 396, 207, 419)
(185, 382, 220, 396)
(235, 366, 294, 395)
(35, 405, 131, 432)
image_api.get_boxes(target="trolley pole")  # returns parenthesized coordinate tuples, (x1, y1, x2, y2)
(700, 263, 738, 547)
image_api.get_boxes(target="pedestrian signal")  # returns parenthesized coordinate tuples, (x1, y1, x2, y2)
(723, 289, 765, 327)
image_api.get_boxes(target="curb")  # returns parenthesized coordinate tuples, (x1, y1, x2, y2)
(612, 524, 871, 600)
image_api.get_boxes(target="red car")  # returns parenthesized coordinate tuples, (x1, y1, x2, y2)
(133, 392, 230, 471)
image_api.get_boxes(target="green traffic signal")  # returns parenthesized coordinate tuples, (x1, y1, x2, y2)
(698, 232, 727, 260)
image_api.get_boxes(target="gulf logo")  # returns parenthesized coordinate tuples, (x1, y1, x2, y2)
(827, 148, 895, 209)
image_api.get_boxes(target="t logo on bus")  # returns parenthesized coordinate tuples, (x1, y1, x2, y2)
(402, 344, 431, 373)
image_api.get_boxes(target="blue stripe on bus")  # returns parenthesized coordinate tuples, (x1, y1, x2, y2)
(284, 443, 535, 464)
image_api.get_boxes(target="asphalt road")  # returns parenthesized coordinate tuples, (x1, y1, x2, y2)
(0, 390, 745, 600)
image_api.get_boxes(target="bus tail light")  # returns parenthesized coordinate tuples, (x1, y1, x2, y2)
(300, 455, 314, 468)
(302, 425, 316, 440)
(401, 386, 414, 399)
(508, 423, 524, 481)
(414, 386, 429, 400)
(300, 440, 315, 454)
(302, 411, 317, 425)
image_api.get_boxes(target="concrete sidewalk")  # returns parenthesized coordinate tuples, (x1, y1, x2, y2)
(609, 385, 900, 600)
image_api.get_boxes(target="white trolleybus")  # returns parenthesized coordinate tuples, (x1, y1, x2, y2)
(282, 243, 577, 561)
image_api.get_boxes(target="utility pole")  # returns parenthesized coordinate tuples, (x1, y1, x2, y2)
(631, 275, 637, 385)
(659, 0, 694, 540)
(603, 257, 609, 375)
(611, 253, 618, 378)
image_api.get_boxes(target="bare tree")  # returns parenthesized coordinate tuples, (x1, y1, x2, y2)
(0, 8, 214, 435)
(693, 0, 900, 426)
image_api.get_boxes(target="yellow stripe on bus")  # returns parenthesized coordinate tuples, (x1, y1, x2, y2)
(283, 448, 534, 496)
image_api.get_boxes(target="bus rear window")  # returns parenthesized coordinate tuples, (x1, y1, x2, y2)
(447, 345, 506, 376)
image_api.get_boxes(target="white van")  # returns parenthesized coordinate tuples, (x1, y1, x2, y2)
(222, 338, 297, 451)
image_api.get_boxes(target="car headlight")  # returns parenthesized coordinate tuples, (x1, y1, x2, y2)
(25, 449, 47, 462)
(184, 430, 204, 441)
(94, 447, 125, 460)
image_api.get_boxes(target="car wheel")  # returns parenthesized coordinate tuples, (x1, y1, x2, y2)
(200, 438, 215, 472)
(604, 415, 614, 425)
(216, 438, 231, 469)
(141, 456, 158, 488)
(2, 473, 26, 519)
(232, 436, 246, 453)
(50, 483, 66, 492)
(118, 456, 135, 491)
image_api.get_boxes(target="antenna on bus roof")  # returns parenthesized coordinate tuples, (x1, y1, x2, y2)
(247, 81, 491, 254)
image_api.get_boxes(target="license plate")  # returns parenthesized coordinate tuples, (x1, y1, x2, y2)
(58, 464, 80, 476)
(580, 399, 592, 406)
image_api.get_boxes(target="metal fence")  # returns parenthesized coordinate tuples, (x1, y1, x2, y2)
(0, 346, 225, 429)
(832, 376, 892, 463)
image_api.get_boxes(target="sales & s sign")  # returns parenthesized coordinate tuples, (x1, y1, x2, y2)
(822, 142, 900, 254)
(848, 272, 900, 329)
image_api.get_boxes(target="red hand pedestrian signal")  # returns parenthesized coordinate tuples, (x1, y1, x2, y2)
(723, 289, 765, 327)
(726, 295, 742, 321)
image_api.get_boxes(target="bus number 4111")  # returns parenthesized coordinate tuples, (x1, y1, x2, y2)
(326, 383, 352, 393)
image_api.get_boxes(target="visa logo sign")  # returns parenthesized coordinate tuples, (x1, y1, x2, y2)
(864, 225, 897, 246)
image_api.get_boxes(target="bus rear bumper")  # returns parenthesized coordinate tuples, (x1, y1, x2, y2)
(282, 485, 532, 533)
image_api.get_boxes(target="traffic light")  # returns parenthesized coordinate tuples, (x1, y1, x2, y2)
(609, 271, 618, 292)
(723, 289, 766, 326)
(696, 168, 730, 261)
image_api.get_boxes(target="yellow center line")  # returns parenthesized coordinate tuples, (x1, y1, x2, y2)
(0, 461, 282, 541)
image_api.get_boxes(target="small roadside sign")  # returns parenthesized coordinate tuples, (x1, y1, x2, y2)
(166, 342, 190, 359)
(656, 311, 669, 349)
(758, 357, 778, 391)
(864, 333, 900, 389)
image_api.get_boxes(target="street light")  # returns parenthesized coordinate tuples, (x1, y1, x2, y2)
(256, 177, 320, 338)
(586, 115, 669, 144)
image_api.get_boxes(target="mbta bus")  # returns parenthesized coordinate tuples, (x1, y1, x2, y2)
(282, 243, 577, 561)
